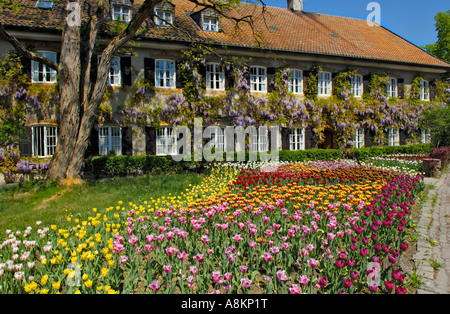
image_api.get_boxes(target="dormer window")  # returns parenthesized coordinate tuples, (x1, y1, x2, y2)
(112, 4, 132, 22)
(154, 2, 175, 26)
(203, 15, 218, 32)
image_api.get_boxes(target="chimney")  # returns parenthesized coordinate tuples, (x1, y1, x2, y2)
(287, 0, 303, 11)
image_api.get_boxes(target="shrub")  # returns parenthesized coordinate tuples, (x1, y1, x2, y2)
(430, 147, 450, 169)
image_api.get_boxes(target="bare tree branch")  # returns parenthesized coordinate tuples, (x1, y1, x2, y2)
(0, 22, 59, 70)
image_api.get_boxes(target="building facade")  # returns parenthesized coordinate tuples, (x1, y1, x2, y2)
(1, 0, 449, 159)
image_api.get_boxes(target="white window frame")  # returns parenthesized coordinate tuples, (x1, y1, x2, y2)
(420, 80, 430, 101)
(387, 128, 400, 146)
(206, 63, 225, 91)
(202, 15, 219, 32)
(350, 74, 363, 97)
(109, 57, 122, 86)
(156, 127, 177, 156)
(289, 69, 303, 94)
(112, 4, 132, 22)
(155, 59, 176, 88)
(155, 8, 174, 26)
(251, 127, 269, 152)
(250, 66, 267, 92)
(31, 51, 57, 83)
(420, 129, 431, 144)
(99, 126, 122, 156)
(387, 77, 398, 98)
(353, 128, 365, 148)
(31, 125, 58, 157)
(205, 126, 226, 152)
(318, 71, 332, 96)
(289, 127, 305, 151)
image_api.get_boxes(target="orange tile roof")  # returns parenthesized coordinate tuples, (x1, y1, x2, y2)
(1, 0, 449, 69)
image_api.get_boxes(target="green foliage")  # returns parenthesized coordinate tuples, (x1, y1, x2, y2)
(304, 66, 321, 101)
(420, 103, 450, 147)
(0, 145, 21, 175)
(422, 10, 450, 63)
(352, 143, 432, 161)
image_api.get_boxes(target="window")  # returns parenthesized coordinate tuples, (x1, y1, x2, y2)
(206, 63, 224, 91)
(318, 71, 332, 96)
(113, 5, 131, 22)
(353, 128, 365, 148)
(289, 70, 303, 94)
(421, 129, 431, 144)
(251, 127, 269, 152)
(351, 74, 363, 97)
(205, 126, 226, 152)
(31, 51, 57, 83)
(155, 8, 174, 26)
(387, 77, 398, 98)
(31, 125, 58, 157)
(202, 16, 218, 32)
(289, 127, 305, 150)
(250, 66, 267, 92)
(420, 80, 430, 101)
(109, 57, 121, 86)
(155, 60, 176, 88)
(156, 127, 177, 155)
(99, 126, 122, 155)
(387, 128, 399, 146)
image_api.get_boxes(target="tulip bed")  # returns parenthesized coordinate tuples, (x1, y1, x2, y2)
(0, 161, 424, 294)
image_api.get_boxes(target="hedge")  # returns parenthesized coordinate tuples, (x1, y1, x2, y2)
(86, 144, 432, 178)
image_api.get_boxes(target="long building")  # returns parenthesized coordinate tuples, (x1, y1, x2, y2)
(1, 0, 449, 158)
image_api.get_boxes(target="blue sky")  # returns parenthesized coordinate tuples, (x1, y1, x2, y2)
(262, 0, 449, 48)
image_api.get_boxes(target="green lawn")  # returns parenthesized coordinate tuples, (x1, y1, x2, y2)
(0, 173, 205, 236)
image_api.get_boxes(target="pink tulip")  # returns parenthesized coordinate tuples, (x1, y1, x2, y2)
(149, 280, 160, 292)
(298, 275, 309, 286)
(261, 252, 273, 262)
(308, 258, 318, 268)
(190, 266, 198, 275)
(178, 251, 188, 261)
(163, 264, 172, 274)
(211, 271, 221, 282)
(289, 284, 302, 294)
(194, 254, 204, 263)
(232, 234, 242, 242)
(240, 277, 252, 289)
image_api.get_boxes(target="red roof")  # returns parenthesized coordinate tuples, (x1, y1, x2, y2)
(1, 0, 449, 69)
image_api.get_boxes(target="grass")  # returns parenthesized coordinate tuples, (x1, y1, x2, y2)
(0, 172, 205, 236)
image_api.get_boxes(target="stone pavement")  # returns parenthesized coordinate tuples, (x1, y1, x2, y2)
(414, 169, 450, 294)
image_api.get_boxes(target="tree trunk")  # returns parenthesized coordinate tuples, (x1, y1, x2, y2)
(47, 20, 82, 181)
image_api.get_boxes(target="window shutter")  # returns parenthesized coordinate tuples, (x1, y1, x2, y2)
(85, 127, 99, 157)
(399, 129, 407, 146)
(224, 66, 235, 90)
(20, 57, 32, 81)
(267, 67, 277, 92)
(90, 54, 98, 83)
(363, 75, 371, 96)
(198, 62, 207, 90)
(145, 127, 157, 155)
(398, 78, 405, 99)
(19, 126, 33, 157)
(304, 127, 314, 149)
(120, 57, 132, 86)
(122, 126, 133, 155)
(175, 60, 184, 89)
(144, 58, 155, 85)
(281, 128, 290, 151)
(429, 81, 437, 100)
(364, 128, 374, 148)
